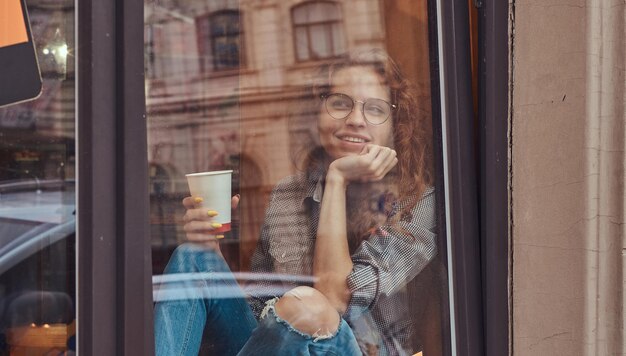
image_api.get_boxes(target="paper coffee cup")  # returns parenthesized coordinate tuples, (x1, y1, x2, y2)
(186, 170, 233, 233)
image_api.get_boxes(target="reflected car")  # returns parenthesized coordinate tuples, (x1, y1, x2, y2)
(0, 179, 76, 354)
(0, 179, 314, 354)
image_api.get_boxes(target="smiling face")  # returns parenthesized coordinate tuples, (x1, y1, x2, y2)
(318, 66, 394, 160)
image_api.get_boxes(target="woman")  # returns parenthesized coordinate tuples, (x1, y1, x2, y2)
(154, 50, 437, 356)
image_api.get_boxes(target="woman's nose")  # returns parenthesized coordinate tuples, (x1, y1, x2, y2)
(345, 103, 367, 127)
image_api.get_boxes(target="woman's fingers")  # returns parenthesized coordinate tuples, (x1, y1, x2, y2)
(185, 233, 224, 242)
(369, 147, 393, 172)
(183, 219, 226, 242)
(181, 195, 237, 243)
(363, 144, 381, 158)
(184, 195, 239, 210)
(231, 194, 240, 209)
(331, 144, 397, 182)
(362, 147, 396, 181)
(379, 148, 398, 174)
(183, 208, 219, 223)
(378, 156, 398, 179)
(183, 220, 224, 233)
(182, 196, 203, 209)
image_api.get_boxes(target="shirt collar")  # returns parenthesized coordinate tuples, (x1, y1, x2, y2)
(304, 164, 325, 203)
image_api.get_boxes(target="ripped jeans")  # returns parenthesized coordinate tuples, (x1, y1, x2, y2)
(153, 243, 362, 356)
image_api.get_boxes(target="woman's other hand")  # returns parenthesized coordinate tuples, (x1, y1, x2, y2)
(327, 144, 397, 185)
(181, 195, 239, 244)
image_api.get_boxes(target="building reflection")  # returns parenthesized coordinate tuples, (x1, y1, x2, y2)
(144, 0, 431, 272)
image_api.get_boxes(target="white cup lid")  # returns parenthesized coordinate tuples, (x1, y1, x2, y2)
(186, 170, 233, 177)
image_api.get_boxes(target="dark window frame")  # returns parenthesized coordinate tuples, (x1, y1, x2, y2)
(290, 0, 346, 62)
(77, 0, 153, 354)
(478, 0, 511, 355)
(428, 0, 484, 354)
(429, 0, 511, 354)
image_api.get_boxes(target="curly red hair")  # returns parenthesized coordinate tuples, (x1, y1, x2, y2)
(312, 50, 434, 203)
(284, 50, 434, 249)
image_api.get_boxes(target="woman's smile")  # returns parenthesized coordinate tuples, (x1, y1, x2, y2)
(338, 135, 367, 143)
(336, 132, 370, 146)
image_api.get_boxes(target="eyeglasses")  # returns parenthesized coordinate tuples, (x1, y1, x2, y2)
(320, 93, 397, 125)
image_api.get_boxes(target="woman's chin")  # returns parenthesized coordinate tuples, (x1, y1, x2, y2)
(334, 142, 367, 157)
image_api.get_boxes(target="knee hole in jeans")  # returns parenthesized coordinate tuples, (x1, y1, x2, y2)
(274, 286, 341, 337)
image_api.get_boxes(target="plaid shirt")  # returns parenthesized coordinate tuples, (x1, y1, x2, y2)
(247, 168, 437, 355)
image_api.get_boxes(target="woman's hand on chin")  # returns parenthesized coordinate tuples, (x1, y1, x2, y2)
(327, 144, 398, 185)
(180, 195, 239, 248)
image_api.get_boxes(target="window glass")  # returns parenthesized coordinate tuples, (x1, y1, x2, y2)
(0, 0, 76, 354)
(145, 7, 199, 80)
(331, 23, 346, 55)
(295, 28, 310, 61)
(146, 1, 450, 355)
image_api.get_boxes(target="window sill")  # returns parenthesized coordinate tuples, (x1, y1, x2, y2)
(286, 57, 347, 72)
(192, 68, 257, 82)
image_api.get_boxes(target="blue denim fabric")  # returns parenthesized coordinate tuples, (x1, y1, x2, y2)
(154, 244, 257, 356)
(154, 243, 363, 356)
(239, 299, 362, 356)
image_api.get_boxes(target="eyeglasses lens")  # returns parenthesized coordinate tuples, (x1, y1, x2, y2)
(363, 99, 391, 124)
(326, 94, 353, 118)
(325, 94, 391, 125)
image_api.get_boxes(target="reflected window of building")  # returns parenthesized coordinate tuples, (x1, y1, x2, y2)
(144, 20, 195, 80)
(145, 24, 159, 79)
(197, 10, 243, 71)
(292, 1, 346, 62)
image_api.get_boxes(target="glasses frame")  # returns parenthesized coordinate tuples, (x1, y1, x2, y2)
(320, 92, 397, 125)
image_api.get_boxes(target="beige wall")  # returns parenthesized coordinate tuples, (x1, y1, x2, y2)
(511, 0, 625, 354)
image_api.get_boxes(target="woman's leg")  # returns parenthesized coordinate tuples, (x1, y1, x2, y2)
(154, 243, 257, 356)
(238, 286, 362, 356)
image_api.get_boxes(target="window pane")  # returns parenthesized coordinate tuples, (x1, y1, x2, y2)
(309, 24, 332, 58)
(0, 1, 76, 354)
(146, 1, 451, 355)
(213, 35, 241, 69)
(293, 2, 342, 24)
(331, 22, 345, 56)
(211, 12, 240, 35)
(295, 27, 310, 60)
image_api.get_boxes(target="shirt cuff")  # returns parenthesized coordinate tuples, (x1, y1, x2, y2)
(346, 264, 379, 316)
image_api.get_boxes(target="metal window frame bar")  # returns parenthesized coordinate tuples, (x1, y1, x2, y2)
(478, 0, 511, 355)
(77, 0, 153, 354)
(430, 0, 485, 354)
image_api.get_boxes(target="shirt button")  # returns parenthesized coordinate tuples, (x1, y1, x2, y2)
(281, 252, 286, 258)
